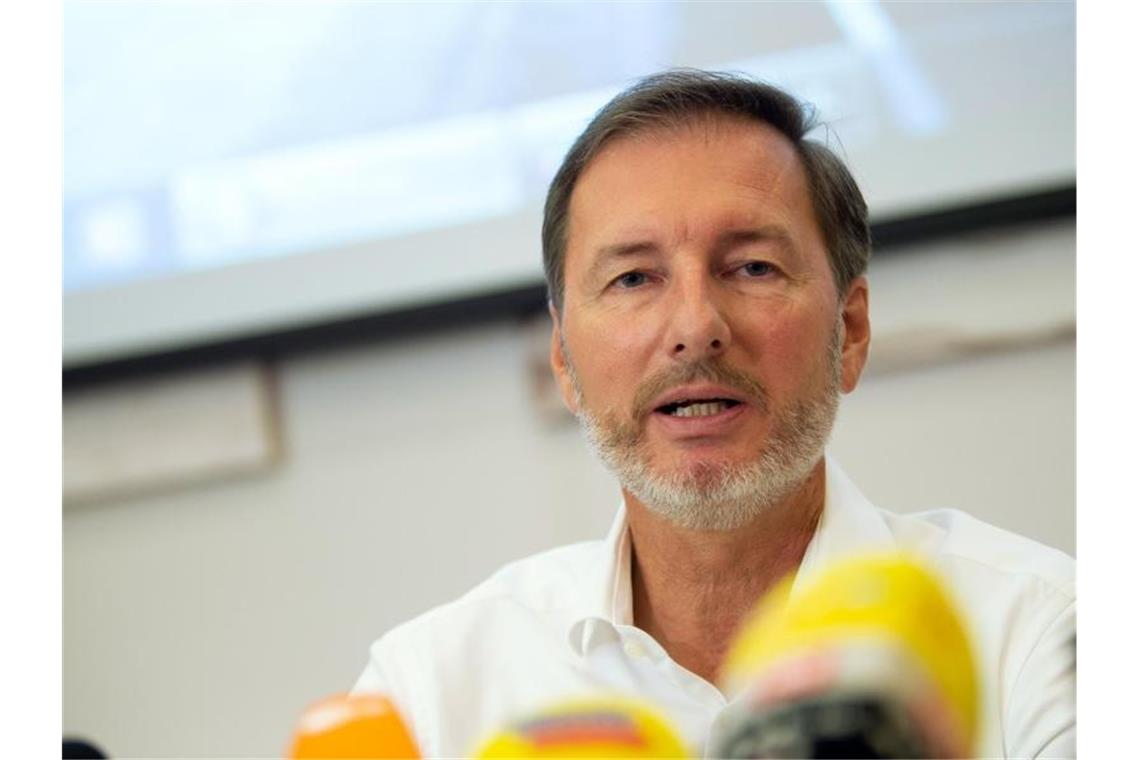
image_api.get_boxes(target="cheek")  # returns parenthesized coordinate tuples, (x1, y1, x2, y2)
(567, 317, 659, 394)
(740, 315, 833, 386)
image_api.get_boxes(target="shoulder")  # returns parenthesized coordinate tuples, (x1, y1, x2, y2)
(441, 537, 607, 622)
(370, 538, 604, 659)
(356, 539, 608, 756)
(879, 507, 1075, 753)
(881, 507, 1074, 696)
(882, 506, 1073, 599)
(461, 538, 610, 608)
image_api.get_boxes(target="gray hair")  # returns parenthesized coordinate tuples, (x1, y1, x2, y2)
(541, 69, 871, 311)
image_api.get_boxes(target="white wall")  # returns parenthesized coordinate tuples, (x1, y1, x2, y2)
(62, 220, 1074, 758)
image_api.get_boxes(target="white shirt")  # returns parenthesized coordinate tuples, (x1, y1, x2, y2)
(353, 458, 1075, 758)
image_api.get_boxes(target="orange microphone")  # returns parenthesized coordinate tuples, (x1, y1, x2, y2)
(288, 693, 420, 759)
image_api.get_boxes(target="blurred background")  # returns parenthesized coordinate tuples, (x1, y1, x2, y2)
(62, 2, 1075, 757)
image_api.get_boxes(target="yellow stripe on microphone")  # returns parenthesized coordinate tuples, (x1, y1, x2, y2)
(474, 696, 690, 758)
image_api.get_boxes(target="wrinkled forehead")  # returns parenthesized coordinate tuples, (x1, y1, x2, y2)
(563, 115, 821, 274)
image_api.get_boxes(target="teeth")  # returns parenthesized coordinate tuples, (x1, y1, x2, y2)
(673, 401, 729, 417)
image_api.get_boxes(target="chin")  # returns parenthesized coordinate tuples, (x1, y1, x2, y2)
(642, 458, 759, 503)
(658, 450, 757, 486)
(622, 448, 825, 531)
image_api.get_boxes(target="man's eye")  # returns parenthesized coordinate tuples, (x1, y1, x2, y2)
(614, 271, 649, 288)
(740, 261, 774, 277)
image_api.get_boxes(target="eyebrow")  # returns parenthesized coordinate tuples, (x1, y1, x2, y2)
(586, 225, 800, 283)
(585, 240, 661, 284)
(714, 225, 799, 258)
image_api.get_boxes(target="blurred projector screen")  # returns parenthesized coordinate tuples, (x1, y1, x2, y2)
(63, 1, 1074, 367)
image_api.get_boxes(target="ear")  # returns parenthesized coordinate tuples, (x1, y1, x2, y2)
(548, 303, 580, 414)
(838, 276, 871, 393)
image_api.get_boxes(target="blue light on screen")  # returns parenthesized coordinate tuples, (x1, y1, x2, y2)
(63, 1, 684, 292)
(64, 0, 1071, 315)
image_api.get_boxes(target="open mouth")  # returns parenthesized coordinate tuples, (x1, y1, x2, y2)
(655, 398, 743, 418)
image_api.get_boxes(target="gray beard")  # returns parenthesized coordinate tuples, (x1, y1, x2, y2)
(566, 321, 843, 532)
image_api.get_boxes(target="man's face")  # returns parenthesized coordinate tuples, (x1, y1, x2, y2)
(550, 116, 870, 530)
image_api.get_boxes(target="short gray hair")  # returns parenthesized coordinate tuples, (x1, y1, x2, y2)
(541, 69, 871, 311)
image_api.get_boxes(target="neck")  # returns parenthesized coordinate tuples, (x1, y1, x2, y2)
(626, 459, 826, 686)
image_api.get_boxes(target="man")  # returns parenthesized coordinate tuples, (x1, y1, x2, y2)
(353, 70, 1074, 758)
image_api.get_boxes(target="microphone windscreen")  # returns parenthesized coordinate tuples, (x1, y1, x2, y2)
(288, 692, 420, 759)
(62, 738, 108, 759)
(474, 696, 691, 758)
(716, 553, 978, 758)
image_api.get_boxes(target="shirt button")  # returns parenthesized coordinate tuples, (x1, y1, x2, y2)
(623, 640, 646, 658)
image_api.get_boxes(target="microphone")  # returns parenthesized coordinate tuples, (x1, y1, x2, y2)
(713, 553, 978, 759)
(474, 695, 691, 758)
(288, 692, 420, 759)
(62, 738, 108, 759)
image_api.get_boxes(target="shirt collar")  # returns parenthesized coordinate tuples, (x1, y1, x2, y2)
(566, 501, 632, 654)
(565, 455, 897, 655)
(790, 456, 897, 596)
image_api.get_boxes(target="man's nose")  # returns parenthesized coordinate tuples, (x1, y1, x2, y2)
(665, 276, 730, 360)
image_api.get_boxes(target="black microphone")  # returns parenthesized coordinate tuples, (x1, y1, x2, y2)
(62, 737, 107, 759)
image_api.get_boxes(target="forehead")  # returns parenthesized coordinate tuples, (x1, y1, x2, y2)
(564, 115, 823, 269)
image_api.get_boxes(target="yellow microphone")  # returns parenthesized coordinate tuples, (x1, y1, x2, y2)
(474, 695, 691, 758)
(288, 692, 420, 759)
(715, 553, 979, 759)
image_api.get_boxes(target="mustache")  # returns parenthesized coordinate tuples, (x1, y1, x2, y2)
(631, 357, 770, 420)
